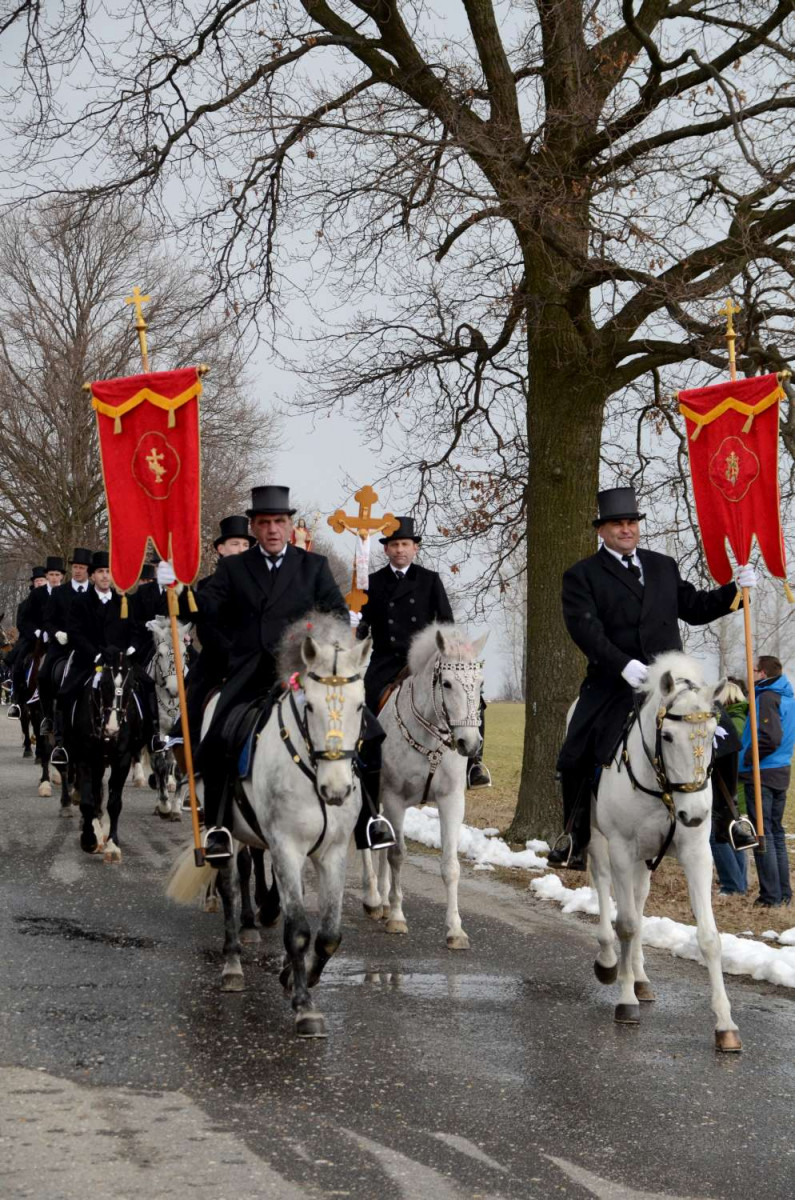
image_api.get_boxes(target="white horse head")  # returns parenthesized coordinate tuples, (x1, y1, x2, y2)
(300, 630, 373, 805)
(146, 615, 192, 699)
(639, 651, 724, 827)
(408, 623, 488, 758)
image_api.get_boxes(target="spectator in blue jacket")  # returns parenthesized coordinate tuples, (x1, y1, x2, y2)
(740, 655, 795, 908)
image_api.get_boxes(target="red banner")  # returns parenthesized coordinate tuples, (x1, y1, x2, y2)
(91, 367, 202, 592)
(678, 373, 785, 584)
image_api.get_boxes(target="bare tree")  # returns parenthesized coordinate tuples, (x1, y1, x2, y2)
(0, 200, 280, 597)
(5, 3, 795, 836)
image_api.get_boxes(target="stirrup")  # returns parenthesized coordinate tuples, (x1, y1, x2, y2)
(729, 817, 759, 852)
(7, 703, 21, 719)
(51, 745, 69, 767)
(202, 826, 234, 861)
(151, 734, 168, 754)
(548, 831, 574, 867)
(366, 814, 396, 850)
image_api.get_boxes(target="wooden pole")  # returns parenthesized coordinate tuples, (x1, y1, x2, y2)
(167, 586, 204, 865)
(720, 298, 765, 849)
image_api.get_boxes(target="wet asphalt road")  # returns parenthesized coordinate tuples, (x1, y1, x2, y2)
(0, 716, 794, 1200)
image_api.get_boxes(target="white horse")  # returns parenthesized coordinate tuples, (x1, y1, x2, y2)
(144, 615, 191, 819)
(588, 651, 741, 1052)
(361, 624, 487, 949)
(168, 612, 372, 1038)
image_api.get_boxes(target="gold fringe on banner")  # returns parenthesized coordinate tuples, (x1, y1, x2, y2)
(121, 593, 128, 618)
(187, 588, 198, 613)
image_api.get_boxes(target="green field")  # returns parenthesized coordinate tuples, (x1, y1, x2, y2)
(469, 701, 525, 830)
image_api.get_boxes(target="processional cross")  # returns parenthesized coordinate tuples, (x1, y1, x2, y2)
(328, 485, 400, 612)
(125, 285, 151, 371)
(718, 298, 741, 382)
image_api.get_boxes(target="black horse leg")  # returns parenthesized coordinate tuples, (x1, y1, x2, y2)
(215, 859, 244, 991)
(78, 759, 99, 852)
(21, 709, 32, 757)
(237, 848, 260, 944)
(275, 858, 325, 1037)
(253, 848, 281, 927)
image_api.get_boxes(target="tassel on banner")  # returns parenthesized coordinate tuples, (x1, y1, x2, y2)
(730, 588, 742, 612)
(114, 415, 122, 434)
(785, 581, 795, 604)
(187, 587, 198, 613)
(121, 593, 128, 618)
(742, 414, 754, 434)
(168, 409, 176, 428)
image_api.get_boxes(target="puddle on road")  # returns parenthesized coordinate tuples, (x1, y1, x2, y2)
(15, 915, 157, 950)
(325, 965, 523, 1001)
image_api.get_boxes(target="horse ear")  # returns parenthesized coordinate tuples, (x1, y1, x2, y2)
(356, 635, 373, 667)
(712, 677, 728, 705)
(472, 632, 489, 655)
(435, 629, 447, 655)
(660, 670, 675, 698)
(301, 636, 318, 666)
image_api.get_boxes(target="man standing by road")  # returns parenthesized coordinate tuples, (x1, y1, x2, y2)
(740, 655, 795, 908)
(549, 485, 755, 869)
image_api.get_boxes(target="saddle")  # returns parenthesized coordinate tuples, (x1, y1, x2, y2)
(377, 666, 410, 714)
(221, 685, 282, 779)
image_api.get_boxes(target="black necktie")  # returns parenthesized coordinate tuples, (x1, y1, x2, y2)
(394, 570, 403, 582)
(622, 554, 641, 581)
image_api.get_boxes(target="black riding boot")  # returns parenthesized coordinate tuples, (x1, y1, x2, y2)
(51, 707, 69, 767)
(467, 698, 492, 787)
(353, 711, 395, 851)
(546, 768, 592, 869)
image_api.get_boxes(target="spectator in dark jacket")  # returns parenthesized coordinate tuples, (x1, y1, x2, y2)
(740, 655, 795, 907)
(711, 678, 753, 897)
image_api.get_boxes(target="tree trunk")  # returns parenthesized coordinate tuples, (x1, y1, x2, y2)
(506, 316, 607, 842)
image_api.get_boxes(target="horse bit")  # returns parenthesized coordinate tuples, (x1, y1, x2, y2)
(394, 656, 484, 804)
(620, 680, 718, 870)
(93, 661, 132, 741)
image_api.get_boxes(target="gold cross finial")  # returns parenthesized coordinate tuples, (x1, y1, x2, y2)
(718, 297, 741, 382)
(125, 286, 151, 371)
(327, 485, 401, 613)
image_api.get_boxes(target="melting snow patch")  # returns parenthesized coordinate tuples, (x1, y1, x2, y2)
(761, 929, 779, 940)
(403, 806, 549, 870)
(530, 877, 795, 989)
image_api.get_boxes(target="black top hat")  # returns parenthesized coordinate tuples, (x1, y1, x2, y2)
(45, 555, 65, 574)
(139, 562, 157, 582)
(90, 551, 110, 572)
(30, 565, 47, 581)
(69, 547, 93, 566)
(379, 516, 422, 545)
(593, 487, 645, 528)
(246, 486, 296, 518)
(214, 514, 255, 549)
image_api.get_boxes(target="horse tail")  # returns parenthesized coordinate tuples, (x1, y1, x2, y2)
(167, 842, 217, 904)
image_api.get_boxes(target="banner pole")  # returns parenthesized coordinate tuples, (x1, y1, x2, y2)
(719, 298, 765, 850)
(167, 583, 205, 865)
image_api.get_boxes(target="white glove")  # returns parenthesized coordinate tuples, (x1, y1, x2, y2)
(126, 646, 136, 657)
(621, 659, 649, 688)
(156, 560, 176, 588)
(713, 726, 729, 749)
(35, 629, 41, 638)
(349, 611, 362, 628)
(42, 631, 49, 643)
(736, 564, 757, 589)
(55, 632, 68, 646)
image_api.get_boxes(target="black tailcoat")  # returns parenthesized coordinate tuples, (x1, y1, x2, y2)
(131, 582, 170, 626)
(558, 546, 740, 769)
(358, 562, 454, 710)
(65, 588, 147, 692)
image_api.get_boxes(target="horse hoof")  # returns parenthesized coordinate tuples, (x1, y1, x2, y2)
(23, 748, 33, 758)
(446, 933, 470, 951)
(38, 783, 52, 798)
(203, 896, 220, 914)
(168, 810, 182, 822)
(385, 919, 408, 935)
(295, 1011, 327, 1038)
(634, 981, 655, 1002)
(59, 806, 73, 819)
(132, 776, 145, 789)
(221, 971, 244, 992)
(154, 807, 171, 820)
(363, 903, 383, 920)
(594, 960, 618, 985)
(715, 1029, 742, 1053)
(258, 909, 281, 928)
(239, 926, 261, 946)
(614, 1003, 641, 1025)
(50, 768, 62, 786)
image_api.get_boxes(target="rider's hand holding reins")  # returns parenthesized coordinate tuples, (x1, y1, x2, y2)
(621, 660, 648, 688)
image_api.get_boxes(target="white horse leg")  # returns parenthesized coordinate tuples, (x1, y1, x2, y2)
(273, 842, 326, 1038)
(307, 842, 348, 988)
(610, 844, 641, 1024)
(377, 815, 392, 919)
(361, 848, 383, 918)
(382, 802, 408, 935)
(589, 826, 617, 984)
(215, 857, 244, 991)
(631, 860, 654, 1002)
(678, 835, 740, 1050)
(438, 791, 468, 950)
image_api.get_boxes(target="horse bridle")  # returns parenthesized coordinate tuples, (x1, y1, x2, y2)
(395, 655, 484, 804)
(620, 682, 718, 870)
(276, 644, 365, 854)
(92, 660, 133, 741)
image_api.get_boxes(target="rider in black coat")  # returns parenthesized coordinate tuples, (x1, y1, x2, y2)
(7, 561, 61, 716)
(549, 486, 755, 868)
(38, 549, 93, 740)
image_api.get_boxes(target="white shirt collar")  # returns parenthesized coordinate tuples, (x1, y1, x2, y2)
(95, 587, 112, 604)
(71, 580, 86, 592)
(259, 545, 286, 567)
(604, 545, 640, 566)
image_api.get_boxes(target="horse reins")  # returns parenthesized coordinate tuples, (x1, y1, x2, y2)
(620, 685, 718, 871)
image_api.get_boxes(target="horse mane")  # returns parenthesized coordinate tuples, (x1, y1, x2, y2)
(408, 622, 479, 674)
(641, 650, 706, 696)
(276, 611, 354, 682)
